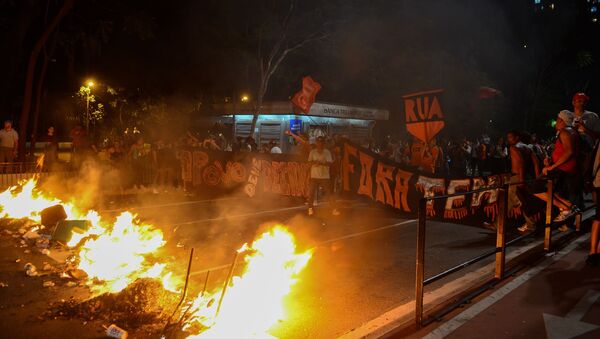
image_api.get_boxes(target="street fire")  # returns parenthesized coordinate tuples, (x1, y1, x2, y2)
(2, 178, 313, 337)
(75, 212, 178, 294)
(185, 226, 312, 338)
(0, 177, 179, 294)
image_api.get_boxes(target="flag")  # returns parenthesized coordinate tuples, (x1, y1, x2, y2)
(403, 89, 445, 143)
(292, 76, 321, 113)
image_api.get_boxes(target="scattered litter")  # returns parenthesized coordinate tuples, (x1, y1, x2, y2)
(15, 258, 21, 263)
(18, 228, 26, 235)
(35, 236, 51, 249)
(24, 263, 37, 277)
(4, 230, 13, 235)
(43, 281, 56, 287)
(23, 230, 40, 240)
(59, 272, 71, 279)
(105, 324, 129, 339)
(42, 263, 53, 271)
(41, 249, 51, 256)
(23, 249, 31, 254)
(66, 281, 77, 287)
(0, 282, 8, 288)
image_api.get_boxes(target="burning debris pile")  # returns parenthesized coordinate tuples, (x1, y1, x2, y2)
(50, 278, 179, 332)
(0, 177, 313, 338)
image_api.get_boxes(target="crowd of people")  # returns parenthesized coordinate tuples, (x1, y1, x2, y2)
(1, 92, 600, 265)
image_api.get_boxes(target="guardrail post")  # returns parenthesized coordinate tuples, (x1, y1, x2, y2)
(415, 198, 427, 329)
(544, 179, 553, 251)
(494, 188, 506, 280)
(575, 212, 582, 232)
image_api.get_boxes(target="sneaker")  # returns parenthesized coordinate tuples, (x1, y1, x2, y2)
(517, 224, 535, 233)
(332, 209, 341, 216)
(308, 207, 314, 216)
(558, 225, 569, 232)
(553, 210, 570, 223)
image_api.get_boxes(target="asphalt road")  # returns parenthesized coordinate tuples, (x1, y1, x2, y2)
(114, 193, 531, 338)
(0, 192, 543, 338)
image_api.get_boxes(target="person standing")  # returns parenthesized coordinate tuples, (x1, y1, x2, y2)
(0, 120, 18, 171)
(505, 131, 542, 233)
(307, 136, 339, 216)
(42, 126, 59, 170)
(572, 92, 600, 147)
(539, 110, 580, 225)
(588, 140, 600, 265)
(129, 137, 148, 189)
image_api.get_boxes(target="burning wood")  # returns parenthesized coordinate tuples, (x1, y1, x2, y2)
(1, 177, 313, 338)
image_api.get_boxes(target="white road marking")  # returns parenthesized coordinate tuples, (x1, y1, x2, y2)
(100, 196, 243, 212)
(422, 234, 590, 339)
(543, 290, 600, 339)
(318, 219, 417, 245)
(189, 218, 416, 276)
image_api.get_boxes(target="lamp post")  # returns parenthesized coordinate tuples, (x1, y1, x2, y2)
(85, 80, 94, 133)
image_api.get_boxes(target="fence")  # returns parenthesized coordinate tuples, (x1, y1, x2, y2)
(414, 177, 588, 328)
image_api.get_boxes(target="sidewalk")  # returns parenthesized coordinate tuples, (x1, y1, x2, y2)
(411, 234, 600, 339)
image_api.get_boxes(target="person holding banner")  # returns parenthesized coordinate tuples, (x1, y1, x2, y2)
(307, 136, 340, 217)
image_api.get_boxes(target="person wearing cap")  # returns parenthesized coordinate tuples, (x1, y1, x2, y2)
(0, 120, 18, 168)
(307, 136, 340, 217)
(536, 110, 579, 224)
(571, 92, 600, 147)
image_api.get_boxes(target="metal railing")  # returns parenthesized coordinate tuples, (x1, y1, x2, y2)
(414, 177, 589, 328)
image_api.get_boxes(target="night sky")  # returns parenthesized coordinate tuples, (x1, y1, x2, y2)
(1, 0, 599, 137)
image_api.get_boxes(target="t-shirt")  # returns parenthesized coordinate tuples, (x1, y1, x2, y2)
(574, 110, 600, 147)
(308, 148, 332, 179)
(0, 129, 18, 148)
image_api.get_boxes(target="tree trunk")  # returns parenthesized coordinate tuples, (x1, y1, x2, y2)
(30, 52, 49, 156)
(249, 78, 268, 140)
(18, 0, 74, 161)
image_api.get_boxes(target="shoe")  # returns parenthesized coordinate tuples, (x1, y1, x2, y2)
(558, 225, 569, 232)
(308, 207, 314, 216)
(517, 224, 535, 234)
(332, 209, 341, 216)
(553, 210, 571, 223)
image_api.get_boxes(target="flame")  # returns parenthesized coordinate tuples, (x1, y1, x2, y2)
(1, 178, 313, 336)
(0, 178, 180, 294)
(36, 154, 45, 170)
(186, 226, 312, 338)
(76, 212, 176, 293)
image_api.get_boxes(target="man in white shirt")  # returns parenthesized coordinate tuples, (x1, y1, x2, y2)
(307, 136, 339, 216)
(0, 120, 18, 166)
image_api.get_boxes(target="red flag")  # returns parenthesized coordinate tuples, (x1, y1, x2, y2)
(292, 76, 321, 113)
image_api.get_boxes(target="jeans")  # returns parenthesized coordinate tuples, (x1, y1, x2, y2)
(308, 178, 336, 208)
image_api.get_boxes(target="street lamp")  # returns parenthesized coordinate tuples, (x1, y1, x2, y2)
(241, 94, 250, 103)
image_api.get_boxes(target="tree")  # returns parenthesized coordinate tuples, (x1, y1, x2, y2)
(17, 0, 74, 160)
(249, 0, 330, 134)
